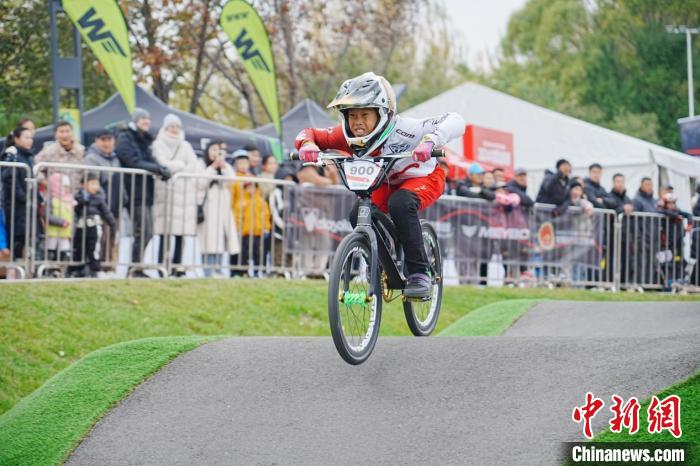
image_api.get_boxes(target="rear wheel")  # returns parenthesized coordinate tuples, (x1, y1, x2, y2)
(403, 221, 443, 336)
(328, 233, 382, 365)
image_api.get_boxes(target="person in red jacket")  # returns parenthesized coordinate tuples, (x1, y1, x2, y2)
(294, 72, 465, 298)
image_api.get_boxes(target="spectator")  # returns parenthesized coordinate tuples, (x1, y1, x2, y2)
(296, 152, 340, 186)
(483, 171, 496, 189)
(492, 167, 505, 184)
(35, 120, 85, 189)
(604, 173, 634, 214)
(44, 173, 74, 262)
(84, 128, 120, 188)
(0, 209, 8, 259)
(657, 193, 688, 286)
(230, 150, 270, 277)
(456, 163, 495, 201)
(505, 167, 534, 207)
(553, 179, 593, 217)
(258, 154, 279, 199)
(0, 117, 36, 154)
(244, 143, 262, 175)
(84, 128, 121, 270)
(1, 127, 35, 272)
(536, 158, 571, 205)
(116, 107, 171, 276)
(694, 182, 700, 217)
(437, 159, 456, 195)
(71, 173, 116, 277)
(152, 113, 199, 277)
(633, 177, 657, 212)
(196, 141, 239, 278)
(493, 182, 521, 208)
(584, 163, 607, 209)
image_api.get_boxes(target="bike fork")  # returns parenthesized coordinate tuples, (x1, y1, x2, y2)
(354, 198, 379, 298)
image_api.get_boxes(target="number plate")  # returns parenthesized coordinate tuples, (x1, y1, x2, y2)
(345, 159, 382, 191)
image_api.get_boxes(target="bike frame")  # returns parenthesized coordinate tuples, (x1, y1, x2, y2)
(303, 151, 436, 296)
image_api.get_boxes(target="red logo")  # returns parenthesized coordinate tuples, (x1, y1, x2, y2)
(538, 222, 555, 250)
(647, 395, 682, 438)
(572, 392, 605, 439)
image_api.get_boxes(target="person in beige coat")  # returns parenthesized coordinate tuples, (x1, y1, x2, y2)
(197, 141, 240, 277)
(152, 113, 200, 275)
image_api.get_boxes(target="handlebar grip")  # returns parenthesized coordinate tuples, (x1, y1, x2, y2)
(431, 147, 445, 158)
(289, 152, 300, 161)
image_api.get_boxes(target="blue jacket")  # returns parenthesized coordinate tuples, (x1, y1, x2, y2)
(0, 209, 7, 250)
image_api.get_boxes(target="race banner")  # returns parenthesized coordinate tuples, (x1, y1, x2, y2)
(63, 0, 135, 113)
(283, 187, 608, 284)
(220, 0, 282, 139)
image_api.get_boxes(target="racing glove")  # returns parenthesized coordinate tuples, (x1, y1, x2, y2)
(412, 138, 434, 162)
(299, 143, 320, 163)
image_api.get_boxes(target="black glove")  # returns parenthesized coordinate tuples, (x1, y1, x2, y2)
(158, 166, 171, 181)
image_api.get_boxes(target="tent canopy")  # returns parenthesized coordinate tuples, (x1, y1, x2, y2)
(255, 99, 337, 151)
(34, 86, 274, 155)
(404, 82, 700, 210)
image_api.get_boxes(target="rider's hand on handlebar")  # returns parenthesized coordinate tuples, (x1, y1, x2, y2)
(299, 143, 321, 163)
(412, 140, 434, 162)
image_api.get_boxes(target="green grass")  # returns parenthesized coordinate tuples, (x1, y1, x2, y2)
(1, 279, 698, 416)
(592, 372, 700, 460)
(0, 335, 220, 466)
(438, 299, 540, 336)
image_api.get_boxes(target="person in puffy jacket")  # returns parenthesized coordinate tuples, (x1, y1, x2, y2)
(505, 167, 534, 207)
(1, 126, 35, 265)
(115, 108, 171, 273)
(456, 163, 495, 201)
(583, 163, 608, 209)
(536, 159, 571, 205)
(71, 173, 116, 277)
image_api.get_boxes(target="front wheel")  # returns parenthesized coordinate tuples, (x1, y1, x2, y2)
(403, 221, 443, 336)
(328, 232, 382, 365)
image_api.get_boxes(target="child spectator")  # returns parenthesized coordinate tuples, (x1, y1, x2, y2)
(45, 173, 75, 262)
(230, 150, 270, 277)
(553, 179, 594, 217)
(71, 173, 116, 277)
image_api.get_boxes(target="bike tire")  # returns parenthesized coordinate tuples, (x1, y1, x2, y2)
(403, 221, 443, 336)
(328, 232, 382, 365)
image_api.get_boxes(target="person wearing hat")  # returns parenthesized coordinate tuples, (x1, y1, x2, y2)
(552, 178, 593, 217)
(116, 107, 172, 275)
(70, 173, 117, 277)
(536, 158, 571, 205)
(152, 113, 200, 276)
(506, 167, 534, 207)
(229, 147, 270, 277)
(456, 162, 495, 201)
(84, 128, 122, 269)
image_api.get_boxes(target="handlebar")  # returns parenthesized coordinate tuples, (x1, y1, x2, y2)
(289, 147, 445, 162)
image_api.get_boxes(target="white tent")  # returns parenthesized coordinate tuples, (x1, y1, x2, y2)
(404, 82, 700, 211)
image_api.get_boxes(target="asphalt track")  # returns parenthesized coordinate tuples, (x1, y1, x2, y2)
(67, 301, 699, 465)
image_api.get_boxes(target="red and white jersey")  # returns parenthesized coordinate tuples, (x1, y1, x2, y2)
(295, 112, 465, 184)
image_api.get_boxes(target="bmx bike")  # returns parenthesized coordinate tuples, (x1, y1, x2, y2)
(291, 148, 445, 364)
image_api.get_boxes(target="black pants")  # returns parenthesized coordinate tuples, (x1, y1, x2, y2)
(11, 235, 25, 260)
(350, 189, 428, 275)
(230, 235, 263, 276)
(73, 225, 101, 272)
(158, 235, 183, 265)
(130, 205, 153, 264)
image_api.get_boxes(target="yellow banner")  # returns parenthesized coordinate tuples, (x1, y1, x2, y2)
(64, 0, 135, 113)
(220, 0, 281, 137)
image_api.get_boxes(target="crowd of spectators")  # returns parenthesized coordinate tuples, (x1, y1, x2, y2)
(1, 112, 699, 283)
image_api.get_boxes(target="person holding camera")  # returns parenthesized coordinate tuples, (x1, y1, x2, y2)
(196, 141, 240, 277)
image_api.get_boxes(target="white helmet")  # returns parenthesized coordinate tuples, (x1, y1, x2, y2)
(327, 72, 397, 156)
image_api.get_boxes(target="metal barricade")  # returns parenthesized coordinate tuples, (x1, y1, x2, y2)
(164, 172, 296, 278)
(0, 161, 32, 279)
(29, 162, 166, 278)
(618, 211, 700, 292)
